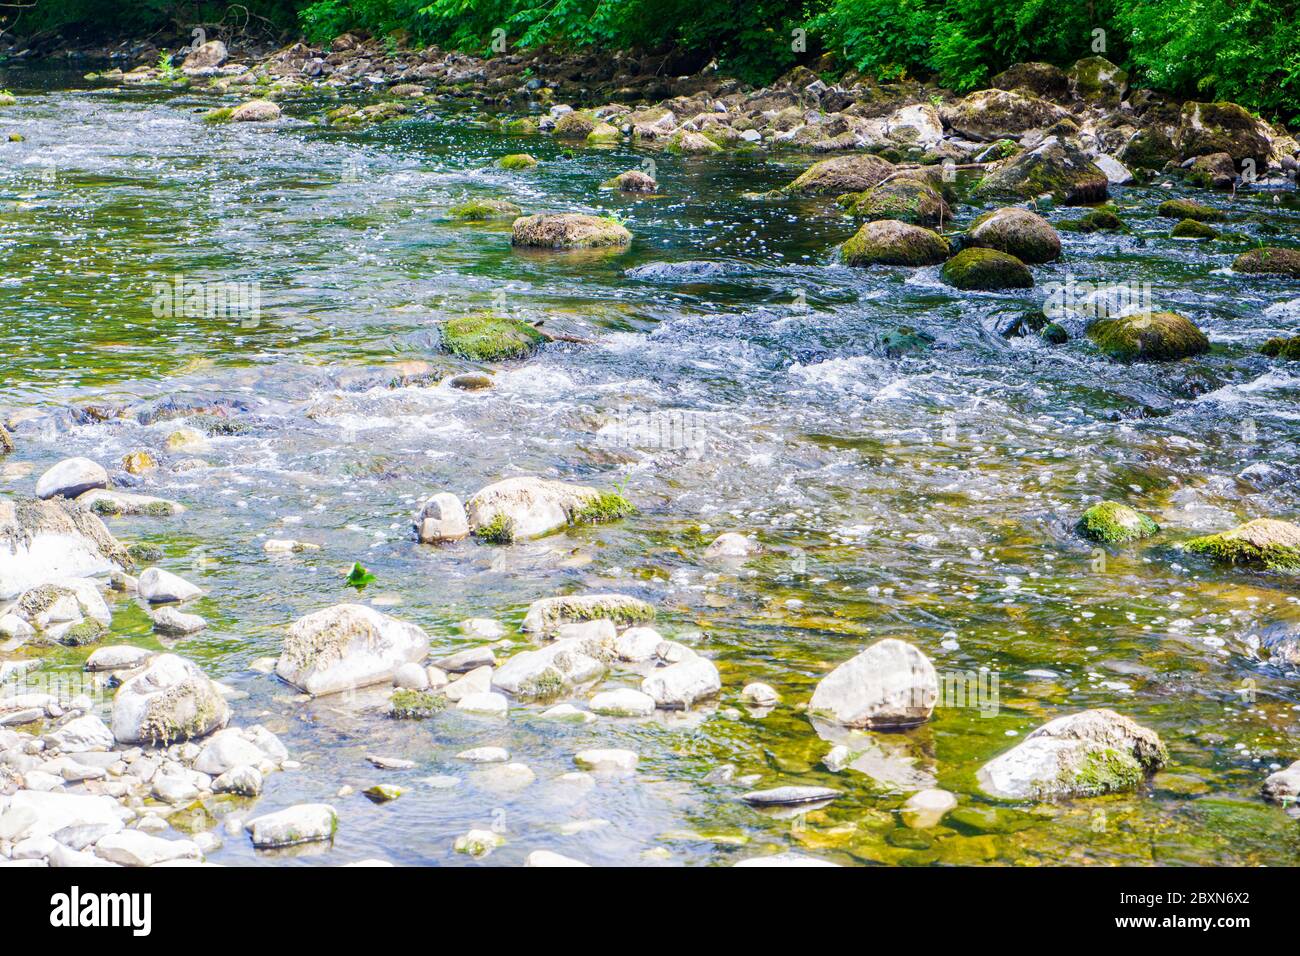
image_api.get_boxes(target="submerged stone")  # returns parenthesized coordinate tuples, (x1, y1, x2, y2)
(441, 313, 546, 362)
(448, 198, 522, 221)
(740, 785, 841, 806)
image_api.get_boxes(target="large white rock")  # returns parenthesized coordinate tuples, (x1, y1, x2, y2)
(111, 654, 231, 745)
(414, 492, 469, 543)
(520, 592, 654, 635)
(1262, 760, 1300, 805)
(94, 831, 201, 867)
(35, 457, 108, 500)
(0, 790, 127, 842)
(0, 498, 131, 600)
(614, 626, 662, 662)
(977, 709, 1167, 800)
(490, 637, 607, 696)
(245, 804, 337, 848)
(456, 692, 509, 716)
(86, 645, 153, 671)
(884, 103, 945, 148)
(465, 476, 604, 541)
(193, 729, 268, 775)
(590, 688, 656, 717)
(641, 655, 721, 709)
(152, 606, 206, 634)
(808, 638, 937, 729)
(45, 714, 114, 753)
(138, 568, 202, 603)
(275, 604, 430, 696)
(574, 748, 638, 772)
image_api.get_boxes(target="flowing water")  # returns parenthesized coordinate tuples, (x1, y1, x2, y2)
(2, 63, 1299, 865)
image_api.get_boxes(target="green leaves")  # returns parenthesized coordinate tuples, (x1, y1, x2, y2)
(345, 561, 376, 590)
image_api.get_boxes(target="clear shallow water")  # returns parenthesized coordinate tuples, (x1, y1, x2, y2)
(2, 64, 1300, 865)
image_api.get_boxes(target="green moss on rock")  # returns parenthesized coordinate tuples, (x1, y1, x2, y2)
(841, 220, 949, 267)
(786, 154, 896, 196)
(1233, 247, 1300, 277)
(1156, 199, 1225, 222)
(1077, 501, 1159, 544)
(1171, 218, 1218, 239)
(58, 619, 107, 646)
(1259, 336, 1300, 360)
(498, 154, 538, 171)
(966, 207, 1060, 263)
(941, 248, 1033, 290)
(473, 513, 515, 544)
(511, 213, 632, 250)
(1087, 311, 1209, 362)
(838, 177, 950, 227)
(572, 490, 635, 524)
(1058, 207, 1123, 232)
(1185, 518, 1300, 572)
(441, 313, 546, 362)
(389, 689, 446, 719)
(449, 199, 522, 221)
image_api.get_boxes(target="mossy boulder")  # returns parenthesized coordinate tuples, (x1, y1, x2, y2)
(941, 248, 1033, 290)
(506, 117, 539, 135)
(1186, 151, 1236, 190)
(441, 313, 546, 362)
(1057, 207, 1123, 232)
(785, 154, 896, 196)
(511, 213, 632, 250)
(111, 653, 231, 745)
(1233, 247, 1300, 277)
(498, 153, 538, 171)
(1185, 518, 1300, 572)
(666, 130, 723, 155)
(978, 709, 1167, 800)
(1068, 56, 1128, 104)
(1171, 218, 1218, 239)
(0, 92, 16, 107)
(552, 111, 597, 139)
(1087, 311, 1209, 362)
(1117, 127, 1177, 170)
(520, 592, 655, 634)
(841, 220, 949, 267)
(0, 423, 12, 455)
(449, 199, 522, 221)
(942, 88, 1067, 141)
(229, 99, 280, 123)
(990, 62, 1070, 99)
(966, 207, 1060, 263)
(1175, 101, 1270, 167)
(1260, 336, 1300, 360)
(585, 122, 621, 145)
(838, 177, 950, 227)
(602, 169, 657, 193)
(975, 137, 1108, 205)
(1157, 198, 1226, 222)
(1077, 502, 1159, 544)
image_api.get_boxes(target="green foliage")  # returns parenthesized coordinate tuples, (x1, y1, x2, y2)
(345, 561, 376, 589)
